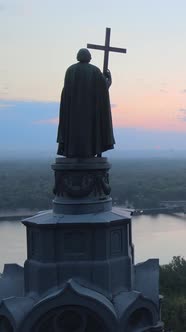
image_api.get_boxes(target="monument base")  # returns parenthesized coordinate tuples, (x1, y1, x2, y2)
(0, 157, 163, 331)
(23, 209, 133, 298)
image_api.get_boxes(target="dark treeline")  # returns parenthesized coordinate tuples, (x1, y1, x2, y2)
(160, 256, 186, 332)
(0, 159, 54, 211)
(1, 157, 186, 211)
(110, 158, 186, 208)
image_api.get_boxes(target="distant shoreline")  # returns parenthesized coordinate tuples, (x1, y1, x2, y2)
(0, 210, 38, 221)
(134, 206, 184, 216)
(0, 206, 185, 221)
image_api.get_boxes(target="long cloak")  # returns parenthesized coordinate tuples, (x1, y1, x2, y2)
(57, 62, 115, 157)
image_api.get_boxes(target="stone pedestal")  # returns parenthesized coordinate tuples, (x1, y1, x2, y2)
(0, 157, 163, 331)
(23, 210, 133, 299)
(52, 157, 112, 214)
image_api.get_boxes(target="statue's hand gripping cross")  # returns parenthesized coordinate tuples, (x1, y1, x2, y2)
(87, 27, 127, 75)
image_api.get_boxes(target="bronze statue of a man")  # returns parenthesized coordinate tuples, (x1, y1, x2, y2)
(57, 48, 115, 157)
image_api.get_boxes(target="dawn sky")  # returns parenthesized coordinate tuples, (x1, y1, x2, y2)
(1, 0, 186, 152)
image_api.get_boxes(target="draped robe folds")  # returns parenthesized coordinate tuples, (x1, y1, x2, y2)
(57, 62, 115, 157)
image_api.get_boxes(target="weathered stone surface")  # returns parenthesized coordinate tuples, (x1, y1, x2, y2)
(52, 157, 112, 214)
(134, 259, 160, 306)
(0, 264, 24, 300)
(23, 209, 133, 298)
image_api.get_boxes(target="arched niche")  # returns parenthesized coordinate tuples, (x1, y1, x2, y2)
(126, 307, 153, 331)
(0, 315, 13, 332)
(32, 305, 107, 332)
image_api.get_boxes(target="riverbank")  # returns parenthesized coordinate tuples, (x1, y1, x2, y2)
(134, 206, 184, 216)
(0, 209, 39, 221)
(0, 205, 185, 221)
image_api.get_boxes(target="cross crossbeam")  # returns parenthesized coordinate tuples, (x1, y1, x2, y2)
(87, 27, 127, 74)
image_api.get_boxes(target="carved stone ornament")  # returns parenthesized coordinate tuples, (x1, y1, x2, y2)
(53, 170, 111, 198)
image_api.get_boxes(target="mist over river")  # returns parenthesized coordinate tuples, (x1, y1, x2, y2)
(0, 213, 186, 272)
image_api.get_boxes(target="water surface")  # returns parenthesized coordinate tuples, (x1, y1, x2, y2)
(133, 213, 186, 264)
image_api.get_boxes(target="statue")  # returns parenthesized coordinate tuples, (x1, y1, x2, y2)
(57, 28, 127, 158)
(57, 48, 115, 158)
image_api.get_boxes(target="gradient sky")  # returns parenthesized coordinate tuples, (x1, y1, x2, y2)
(1, 0, 186, 152)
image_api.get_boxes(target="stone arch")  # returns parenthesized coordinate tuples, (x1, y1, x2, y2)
(32, 305, 107, 332)
(119, 295, 159, 331)
(126, 307, 153, 331)
(19, 280, 117, 332)
(0, 315, 14, 332)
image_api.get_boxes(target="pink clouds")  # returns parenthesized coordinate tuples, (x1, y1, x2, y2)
(34, 117, 58, 125)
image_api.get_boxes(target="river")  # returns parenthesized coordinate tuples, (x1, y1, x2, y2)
(0, 213, 186, 272)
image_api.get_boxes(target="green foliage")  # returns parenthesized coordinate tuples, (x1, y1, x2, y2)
(111, 158, 186, 208)
(160, 256, 186, 331)
(160, 256, 186, 297)
(162, 296, 186, 332)
(0, 159, 53, 210)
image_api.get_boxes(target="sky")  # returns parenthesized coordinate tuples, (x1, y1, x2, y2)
(1, 0, 186, 154)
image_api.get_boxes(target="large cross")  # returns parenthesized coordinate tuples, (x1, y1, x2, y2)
(87, 27, 127, 74)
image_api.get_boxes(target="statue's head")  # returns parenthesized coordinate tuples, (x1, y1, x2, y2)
(77, 48, 91, 63)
